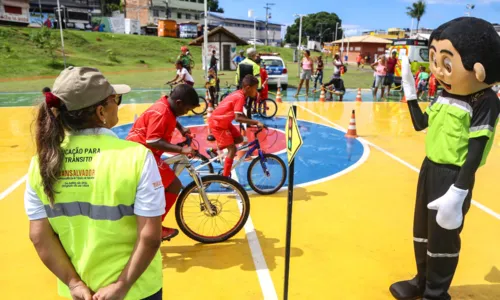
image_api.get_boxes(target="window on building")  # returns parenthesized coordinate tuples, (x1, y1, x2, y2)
(195, 14, 199, 20)
(355, 47, 361, 51)
(185, 14, 191, 20)
(4, 5, 22, 14)
(377, 47, 385, 52)
(153, 9, 159, 17)
(177, 12, 182, 18)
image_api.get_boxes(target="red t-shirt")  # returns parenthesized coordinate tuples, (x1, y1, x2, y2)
(126, 96, 177, 159)
(260, 67, 269, 99)
(386, 58, 397, 74)
(209, 90, 246, 128)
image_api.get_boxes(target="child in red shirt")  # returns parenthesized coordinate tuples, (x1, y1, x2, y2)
(208, 75, 264, 177)
(126, 84, 200, 241)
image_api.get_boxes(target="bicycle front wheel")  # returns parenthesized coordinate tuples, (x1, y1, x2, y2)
(191, 96, 208, 115)
(247, 153, 287, 195)
(175, 175, 250, 244)
(257, 98, 278, 119)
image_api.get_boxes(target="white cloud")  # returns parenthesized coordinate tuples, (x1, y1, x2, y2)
(341, 24, 370, 37)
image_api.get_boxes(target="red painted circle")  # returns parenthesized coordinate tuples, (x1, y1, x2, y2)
(170, 125, 286, 154)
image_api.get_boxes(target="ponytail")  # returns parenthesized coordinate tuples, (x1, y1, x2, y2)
(34, 93, 108, 206)
(35, 101, 65, 206)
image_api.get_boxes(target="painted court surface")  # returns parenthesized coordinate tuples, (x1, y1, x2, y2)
(0, 89, 499, 299)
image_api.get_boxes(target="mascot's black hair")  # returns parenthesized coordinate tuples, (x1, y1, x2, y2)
(430, 17, 500, 85)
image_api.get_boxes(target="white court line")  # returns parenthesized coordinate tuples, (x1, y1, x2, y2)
(0, 104, 130, 202)
(297, 104, 500, 221)
(231, 169, 278, 300)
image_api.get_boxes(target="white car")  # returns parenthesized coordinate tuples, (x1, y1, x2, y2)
(261, 55, 288, 90)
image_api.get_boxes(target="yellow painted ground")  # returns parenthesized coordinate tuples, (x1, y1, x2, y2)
(0, 100, 498, 299)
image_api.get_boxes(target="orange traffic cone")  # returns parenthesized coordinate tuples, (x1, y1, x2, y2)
(356, 88, 362, 102)
(319, 86, 326, 102)
(206, 90, 215, 142)
(497, 90, 500, 98)
(276, 86, 283, 103)
(345, 110, 358, 138)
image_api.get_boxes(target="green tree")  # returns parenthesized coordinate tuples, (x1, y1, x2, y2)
(406, 0, 426, 33)
(208, 0, 224, 13)
(285, 12, 342, 45)
(101, 0, 122, 16)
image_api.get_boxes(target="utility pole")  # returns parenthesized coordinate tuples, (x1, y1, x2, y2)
(294, 14, 306, 77)
(264, 3, 275, 45)
(204, 0, 209, 79)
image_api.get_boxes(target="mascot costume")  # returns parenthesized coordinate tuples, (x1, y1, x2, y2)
(389, 17, 500, 300)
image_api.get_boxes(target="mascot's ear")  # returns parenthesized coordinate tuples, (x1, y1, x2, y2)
(474, 63, 486, 83)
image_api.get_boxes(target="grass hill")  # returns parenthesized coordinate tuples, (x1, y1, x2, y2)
(0, 26, 293, 79)
(0, 26, 374, 92)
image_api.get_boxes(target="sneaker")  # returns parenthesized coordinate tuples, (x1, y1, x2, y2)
(206, 148, 218, 159)
(161, 227, 179, 241)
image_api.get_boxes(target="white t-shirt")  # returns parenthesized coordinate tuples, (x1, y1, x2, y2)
(177, 68, 194, 84)
(24, 128, 166, 220)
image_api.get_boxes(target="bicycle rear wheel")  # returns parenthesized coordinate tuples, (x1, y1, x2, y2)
(191, 96, 208, 115)
(175, 175, 250, 244)
(257, 98, 277, 119)
(247, 153, 287, 195)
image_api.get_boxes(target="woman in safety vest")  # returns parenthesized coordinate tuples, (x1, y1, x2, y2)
(24, 67, 164, 300)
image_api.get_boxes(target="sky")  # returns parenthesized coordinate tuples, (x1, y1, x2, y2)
(218, 0, 500, 38)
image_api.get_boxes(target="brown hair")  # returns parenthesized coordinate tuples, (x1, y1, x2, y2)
(35, 98, 108, 206)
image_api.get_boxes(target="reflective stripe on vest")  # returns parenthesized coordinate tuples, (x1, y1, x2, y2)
(28, 133, 162, 300)
(44, 202, 135, 220)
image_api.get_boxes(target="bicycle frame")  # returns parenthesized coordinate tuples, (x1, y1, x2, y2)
(163, 154, 216, 215)
(194, 130, 271, 176)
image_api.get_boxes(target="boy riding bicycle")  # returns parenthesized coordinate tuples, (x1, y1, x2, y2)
(126, 84, 199, 241)
(207, 75, 264, 178)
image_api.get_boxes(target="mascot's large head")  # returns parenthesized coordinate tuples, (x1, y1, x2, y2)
(429, 17, 500, 96)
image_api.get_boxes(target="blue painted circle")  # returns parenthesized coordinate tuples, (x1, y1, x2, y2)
(112, 115, 366, 190)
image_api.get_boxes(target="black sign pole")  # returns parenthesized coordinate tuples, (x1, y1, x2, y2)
(283, 105, 297, 300)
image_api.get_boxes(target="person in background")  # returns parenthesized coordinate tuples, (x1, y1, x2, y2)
(416, 66, 430, 99)
(205, 68, 218, 106)
(42, 87, 51, 96)
(259, 58, 269, 101)
(25, 66, 164, 300)
(313, 56, 324, 92)
(295, 50, 314, 98)
(177, 46, 192, 74)
(166, 60, 195, 86)
(384, 51, 398, 96)
(235, 48, 262, 121)
(126, 84, 200, 242)
(210, 50, 218, 74)
(322, 77, 346, 102)
(232, 50, 246, 68)
(371, 55, 387, 100)
(332, 53, 343, 78)
(356, 54, 363, 69)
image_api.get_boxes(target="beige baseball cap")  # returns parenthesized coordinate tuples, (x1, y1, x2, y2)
(52, 66, 131, 111)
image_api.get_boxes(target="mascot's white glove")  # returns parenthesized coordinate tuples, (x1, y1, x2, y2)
(427, 185, 469, 230)
(401, 56, 418, 101)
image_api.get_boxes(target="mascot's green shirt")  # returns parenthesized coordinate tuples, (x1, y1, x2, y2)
(425, 88, 500, 167)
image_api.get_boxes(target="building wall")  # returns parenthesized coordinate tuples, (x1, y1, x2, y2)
(344, 42, 389, 63)
(150, 0, 203, 25)
(0, 0, 30, 24)
(125, 0, 150, 26)
(208, 14, 281, 44)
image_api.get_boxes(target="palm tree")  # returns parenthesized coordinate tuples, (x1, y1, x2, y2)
(406, 0, 427, 33)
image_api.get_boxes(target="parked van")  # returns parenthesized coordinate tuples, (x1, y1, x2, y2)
(388, 39, 429, 86)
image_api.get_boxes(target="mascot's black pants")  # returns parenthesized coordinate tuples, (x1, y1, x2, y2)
(413, 157, 474, 300)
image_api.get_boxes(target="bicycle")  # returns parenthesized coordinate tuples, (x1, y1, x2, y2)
(162, 135, 250, 244)
(165, 82, 208, 115)
(200, 125, 287, 195)
(219, 81, 278, 119)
